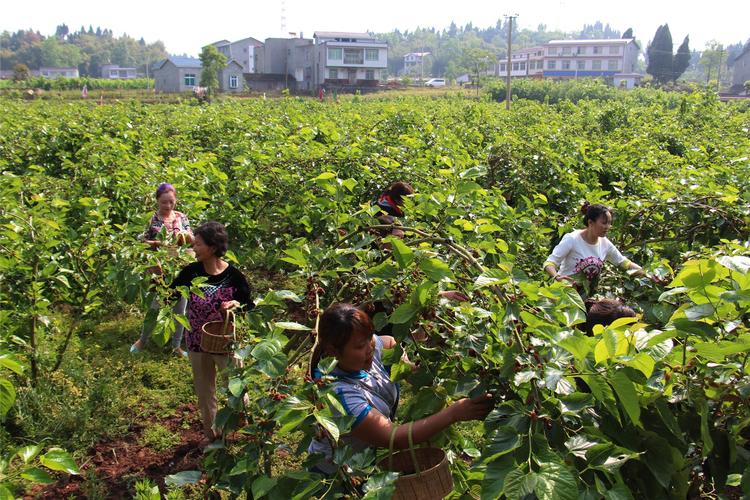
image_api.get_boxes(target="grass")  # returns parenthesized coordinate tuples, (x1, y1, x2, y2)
(140, 424, 182, 453)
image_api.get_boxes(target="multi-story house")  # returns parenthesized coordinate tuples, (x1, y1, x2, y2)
(39, 67, 79, 79)
(543, 38, 641, 88)
(312, 31, 388, 88)
(497, 47, 544, 78)
(210, 37, 264, 74)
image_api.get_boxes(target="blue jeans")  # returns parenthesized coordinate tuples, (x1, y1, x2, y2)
(139, 296, 188, 349)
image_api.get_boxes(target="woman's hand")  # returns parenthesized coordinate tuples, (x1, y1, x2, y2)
(554, 274, 577, 286)
(448, 393, 494, 423)
(439, 290, 470, 302)
(220, 300, 240, 311)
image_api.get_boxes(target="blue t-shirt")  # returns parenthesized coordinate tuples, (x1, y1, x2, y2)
(308, 335, 399, 473)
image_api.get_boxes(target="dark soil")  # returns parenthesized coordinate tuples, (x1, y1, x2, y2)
(28, 404, 205, 499)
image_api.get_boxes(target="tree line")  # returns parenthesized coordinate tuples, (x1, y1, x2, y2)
(0, 24, 167, 78)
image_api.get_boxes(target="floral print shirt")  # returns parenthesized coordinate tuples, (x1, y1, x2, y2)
(144, 211, 191, 241)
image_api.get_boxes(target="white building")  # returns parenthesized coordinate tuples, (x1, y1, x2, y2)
(313, 31, 388, 88)
(497, 46, 544, 78)
(101, 64, 137, 79)
(543, 38, 641, 88)
(403, 52, 430, 74)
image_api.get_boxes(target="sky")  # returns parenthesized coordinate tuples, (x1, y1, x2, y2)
(2, 0, 747, 56)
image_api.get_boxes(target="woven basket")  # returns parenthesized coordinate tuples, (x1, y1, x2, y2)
(200, 310, 235, 354)
(377, 422, 453, 500)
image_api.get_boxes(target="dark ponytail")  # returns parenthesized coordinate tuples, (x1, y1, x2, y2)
(581, 202, 611, 227)
(309, 303, 374, 378)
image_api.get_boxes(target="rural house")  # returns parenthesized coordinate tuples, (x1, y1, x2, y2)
(153, 56, 243, 93)
(312, 31, 388, 89)
(731, 42, 750, 93)
(101, 64, 137, 79)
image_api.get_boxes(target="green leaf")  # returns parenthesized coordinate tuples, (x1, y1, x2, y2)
(717, 255, 750, 274)
(0, 378, 16, 419)
(609, 370, 641, 427)
(367, 260, 399, 280)
(252, 476, 278, 498)
(586, 444, 638, 472)
(483, 427, 521, 463)
(314, 172, 337, 181)
(697, 397, 714, 456)
(274, 321, 311, 331)
(558, 335, 591, 362)
(565, 435, 598, 458)
(624, 353, 655, 378)
(0, 485, 14, 500)
(40, 448, 80, 475)
(0, 354, 24, 375)
(419, 258, 453, 282)
(535, 462, 578, 500)
(17, 444, 43, 464)
(314, 412, 340, 442)
(165, 470, 202, 486)
(389, 302, 419, 324)
(362, 472, 399, 499)
(503, 468, 537, 499)
(20, 467, 55, 484)
(481, 455, 515, 500)
(581, 375, 620, 424)
(388, 238, 413, 268)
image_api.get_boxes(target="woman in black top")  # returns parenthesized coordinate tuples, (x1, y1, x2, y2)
(171, 221, 252, 442)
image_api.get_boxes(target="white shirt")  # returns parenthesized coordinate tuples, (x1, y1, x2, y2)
(545, 230, 629, 283)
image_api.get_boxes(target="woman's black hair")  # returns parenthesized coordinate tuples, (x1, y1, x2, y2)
(384, 182, 414, 206)
(584, 299, 636, 335)
(309, 303, 374, 377)
(581, 202, 611, 227)
(193, 221, 229, 257)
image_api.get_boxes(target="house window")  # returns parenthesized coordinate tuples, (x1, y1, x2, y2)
(609, 46, 620, 55)
(344, 48, 364, 64)
(329, 68, 338, 79)
(366, 69, 375, 80)
(110, 70, 118, 77)
(229, 75, 238, 88)
(562, 46, 571, 55)
(520, 62, 526, 70)
(499, 63, 506, 72)
(365, 49, 379, 61)
(548, 47, 557, 56)
(562, 60, 570, 70)
(512, 62, 519, 71)
(591, 60, 602, 70)
(547, 60, 556, 69)
(328, 48, 342, 60)
(608, 60, 618, 71)
(593, 46, 602, 54)
(184, 73, 196, 86)
(577, 60, 586, 70)
(577, 46, 586, 55)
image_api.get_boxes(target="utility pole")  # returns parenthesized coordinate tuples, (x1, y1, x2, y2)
(716, 47, 724, 92)
(504, 14, 518, 110)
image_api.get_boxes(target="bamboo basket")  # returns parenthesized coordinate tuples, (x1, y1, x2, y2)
(377, 422, 453, 500)
(200, 310, 235, 354)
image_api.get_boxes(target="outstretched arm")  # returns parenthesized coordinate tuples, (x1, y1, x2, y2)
(349, 394, 493, 449)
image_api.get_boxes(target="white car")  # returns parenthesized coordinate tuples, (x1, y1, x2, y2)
(425, 78, 446, 87)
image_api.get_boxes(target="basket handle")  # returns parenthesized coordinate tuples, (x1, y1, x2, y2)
(387, 422, 421, 477)
(222, 309, 235, 340)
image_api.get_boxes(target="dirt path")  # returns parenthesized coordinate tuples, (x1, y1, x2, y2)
(29, 404, 205, 498)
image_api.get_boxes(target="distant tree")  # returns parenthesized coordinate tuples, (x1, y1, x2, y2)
(199, 45, 227, 98)
(55, 24, 69, 40)
(647, 24, 674, 84)
(13, 63, 30, 81)
(700, 40, 725, 85)
(673, 36, 691, 80)
(622, 28, 633, 39)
